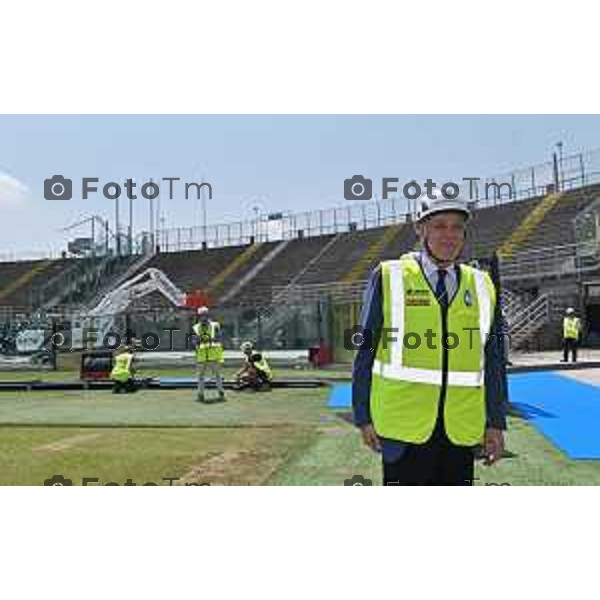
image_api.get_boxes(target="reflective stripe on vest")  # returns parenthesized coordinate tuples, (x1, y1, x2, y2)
(193, 321, 224, 363)
(253, 356, 272, 379)
(563, 317, 580, 339)
(111, 352, 133, 382)
(370, 255, 496, 445)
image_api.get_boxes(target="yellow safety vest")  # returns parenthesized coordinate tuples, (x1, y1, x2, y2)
(370, 255, 496, 445)
(252, 353, 272, 380)
(193, 320, 224, 364)
(111, 352, 133, 382)
(563, 317, 580, 339)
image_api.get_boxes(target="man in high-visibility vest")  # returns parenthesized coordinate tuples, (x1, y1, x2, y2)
(352, 191, 507, 485)
(110, 345, 137, 393)
(192, 306, 225, 403)
(235, 341, 273, 391)
(561, 307, 581, 363)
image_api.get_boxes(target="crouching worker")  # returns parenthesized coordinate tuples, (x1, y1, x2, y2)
(110, 345, 137, 393)
(235, 341, 272, 391)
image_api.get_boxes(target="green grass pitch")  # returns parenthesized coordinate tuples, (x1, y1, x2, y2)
(0, 368, 599, 485)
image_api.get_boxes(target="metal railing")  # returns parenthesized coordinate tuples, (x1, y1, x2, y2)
(270, 240, 600, 305)
(151, 147, 600, 253)
(0, 250, 63, 262)
(470, 148, 600, 207)
(3, 150, 600, 262)
(499, 242, 600, 281)
(154, 205, 413, 253)
(509, 294, 551, 349)
(501, 288, 521, 314)
(272, 281, 368, 304)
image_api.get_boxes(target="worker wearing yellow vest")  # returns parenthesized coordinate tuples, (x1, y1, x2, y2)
(235, 341, 273, 391)
(192, 306, 225, 403)
(561, 307, 581, 363)
(110, 345, 137, 393)
(352, 191, 507, 485)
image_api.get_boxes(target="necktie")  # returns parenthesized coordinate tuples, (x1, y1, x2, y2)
(435, 269, 448, 308)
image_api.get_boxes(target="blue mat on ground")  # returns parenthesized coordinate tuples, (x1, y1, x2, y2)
(327, 383, 352, 408)
(509, 372, 600, 459)
(329, 374, 600, 459)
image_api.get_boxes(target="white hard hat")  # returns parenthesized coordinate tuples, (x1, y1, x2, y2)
(240, 341, 253, 352)
(565, 307, 575, 314)
(417, 189, 471, 223)
(197, 306, 209, 316)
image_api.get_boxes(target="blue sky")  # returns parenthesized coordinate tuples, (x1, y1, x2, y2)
(0, 115, 599, 257)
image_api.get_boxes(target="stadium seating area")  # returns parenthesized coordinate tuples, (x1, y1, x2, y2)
(516, 183, 600, 250)
(224, 234, 337, 305)
(146, 244, 262, 294)
(467, 196, 541, 257)
(1, 184, 600, 314)
(0, 258, 70, 309)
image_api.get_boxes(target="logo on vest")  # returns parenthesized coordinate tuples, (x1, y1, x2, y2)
(464, 290, 473, 307)
(406, 288, 431, 307)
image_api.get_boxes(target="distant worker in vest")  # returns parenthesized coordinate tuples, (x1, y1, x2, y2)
(110, 344, 137, 394)
(235, 341, 272, 391)
(561, 307, 581, 363)
(352, 191, 508, 486)
(192, 306, 225, 403)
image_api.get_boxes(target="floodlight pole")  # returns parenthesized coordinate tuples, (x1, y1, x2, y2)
(202, 179, 207, 249)
(115, 194, 120, 256)
(557, 141, 564, 191)
(129, 179, 134, 255)
(91, 218, 95, 258)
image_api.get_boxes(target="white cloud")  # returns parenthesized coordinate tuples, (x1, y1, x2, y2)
(0, 172, 29, 206)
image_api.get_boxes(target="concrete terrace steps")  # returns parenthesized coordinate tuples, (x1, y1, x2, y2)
(498, 193, 564, 259)
(221, 235, 338, 306)
(341, 224, 403, 284)
(514, 188, 600, 251)
(144, 245, 261, 295)
(2, 183, 600, 313)
(219, 240, 292, 305)
(0, 259, 52, 302)
(205, 242, 266, 298)
(0, 258, 70, 307)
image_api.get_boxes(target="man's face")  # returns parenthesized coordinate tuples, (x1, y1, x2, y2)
(417, 211, 467, 263)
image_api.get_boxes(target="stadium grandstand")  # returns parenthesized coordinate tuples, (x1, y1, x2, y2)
(3, 140, 600, 487)
(2, 148, 600, 364)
